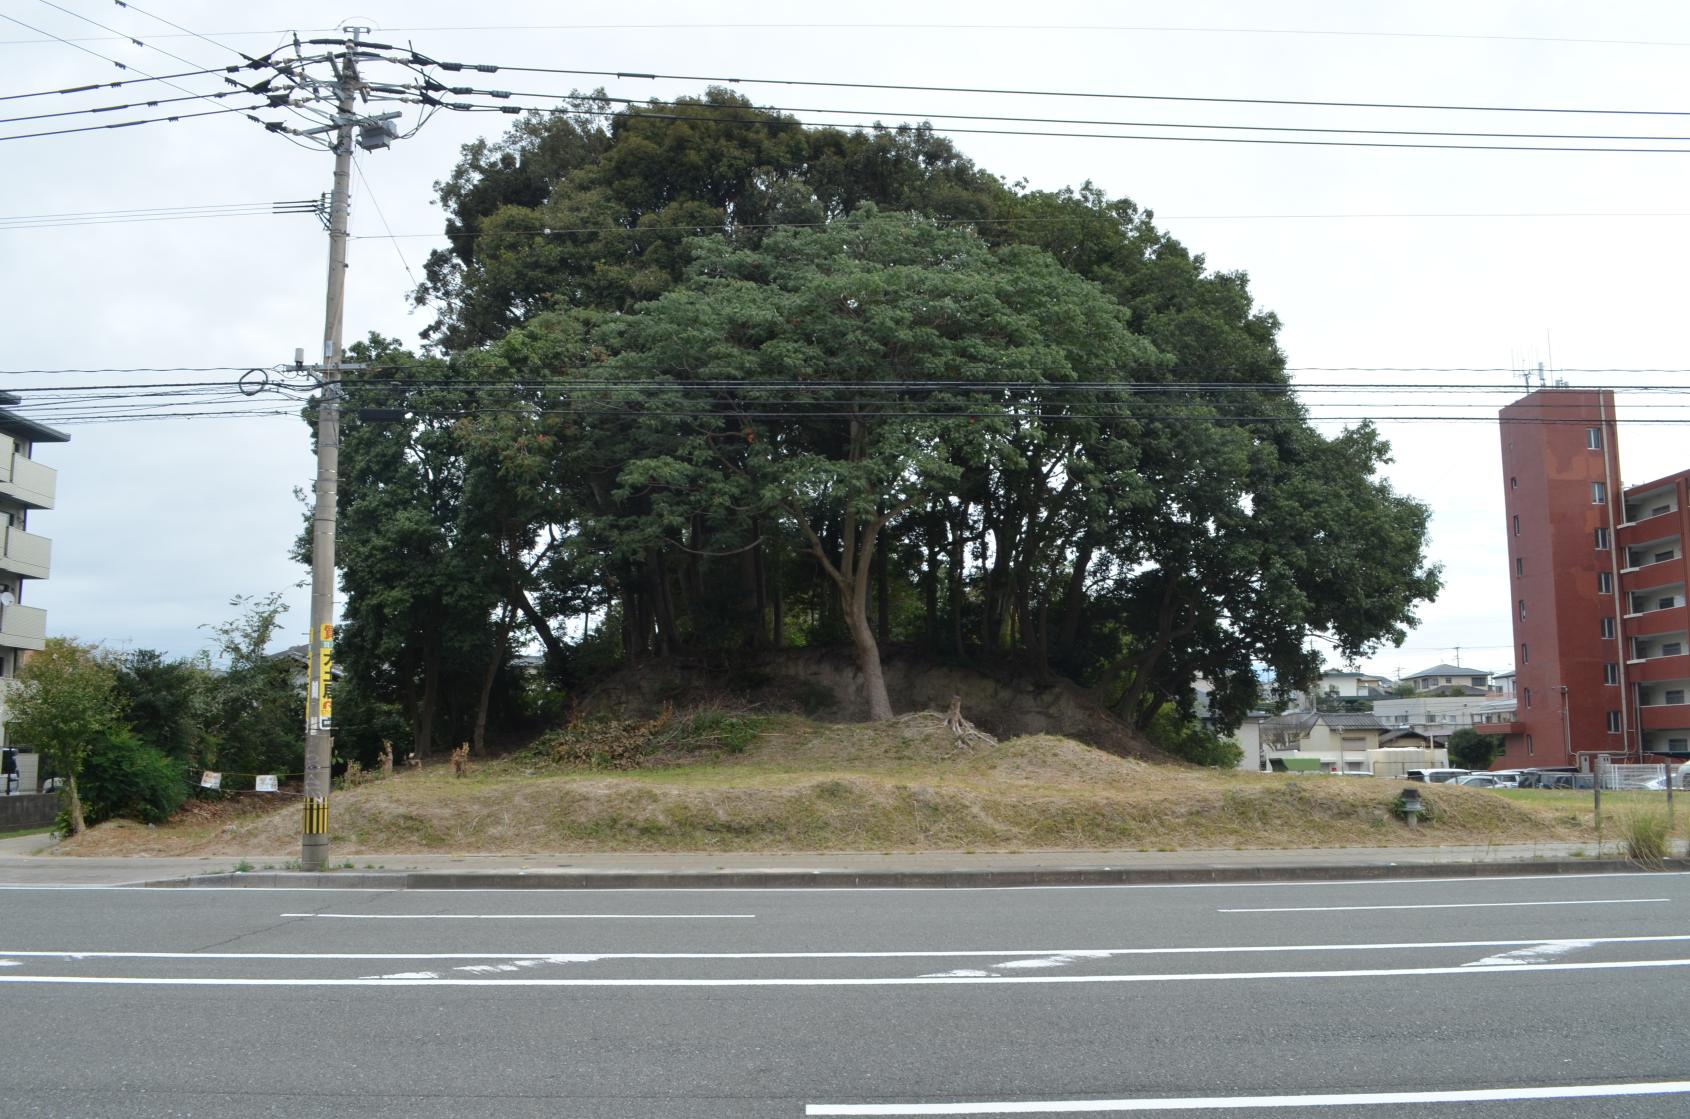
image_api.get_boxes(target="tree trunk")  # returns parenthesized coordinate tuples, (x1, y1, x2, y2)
(875, 524, 891, 645)
(846, 610, 895, 721)
(514, 587, 568, 668)
(65, 772, 86, 835)
(472, 606, 512, 756)
(416, 632, 440, 760)
(772, 559, 786, 647)
(1056, 538, 1096, 655)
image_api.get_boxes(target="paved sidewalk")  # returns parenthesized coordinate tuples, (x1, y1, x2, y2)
(2, 833, 1679, 888)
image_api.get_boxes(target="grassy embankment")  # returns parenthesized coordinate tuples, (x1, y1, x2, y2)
(58, 711, 1630, 857)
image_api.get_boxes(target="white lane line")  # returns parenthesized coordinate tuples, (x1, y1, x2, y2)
(2, 956, 1687, 987)
(1219, 899, 1666, 913)
(4, 934, 1689, 961)
(277, 919, 753, 926)
(2, 871, 1685, 893)
(1464, 940, 1592, 967)
(804, 1079, 1690, 1115)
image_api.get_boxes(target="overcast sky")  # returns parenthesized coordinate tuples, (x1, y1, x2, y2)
(4, 0, 1689, 679)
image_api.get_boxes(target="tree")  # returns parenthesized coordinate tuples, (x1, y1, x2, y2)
(7, 637, 123, 834)
(1449, 727, 1504, 770)
(602, 209, 1160, 718)
(202, 594, 303, 778)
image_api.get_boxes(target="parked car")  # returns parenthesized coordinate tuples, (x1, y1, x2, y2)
(1487, 769, 1524, 787)
(1540, 772, 1596, 790)
(1517, 768, 1577, 788)
(1453, 774, 1505, 788)
(1405, 768, 1471, 783)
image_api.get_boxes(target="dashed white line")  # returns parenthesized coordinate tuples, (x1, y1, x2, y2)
(1219, 898, 1666, 913)
(804, 1078, 1690, 1114)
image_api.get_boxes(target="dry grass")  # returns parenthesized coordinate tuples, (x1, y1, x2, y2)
(60, 714, 1598, 857)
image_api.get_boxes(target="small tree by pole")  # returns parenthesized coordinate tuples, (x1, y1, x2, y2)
(7, 637, 123, 835)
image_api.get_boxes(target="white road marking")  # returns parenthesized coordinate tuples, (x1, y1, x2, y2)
(3, 933, 1688, 962)
(1, 956, 1687, 987)
(1463, 940, 1592, 967)
(363, 971, 439, 980)
(0, 959, 18, 967)
(918, 969, 993, 978)
(277, 919, 753, 926)
(804, 1079, 1690, 1115)
(1219, 898, 1666, 913)
(1, 870, 1684, 893)
(992, 952, 1113, 970)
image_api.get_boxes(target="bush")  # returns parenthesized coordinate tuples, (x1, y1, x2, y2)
(1145, 708, 1243, 768)
(72, 727, 187, 826)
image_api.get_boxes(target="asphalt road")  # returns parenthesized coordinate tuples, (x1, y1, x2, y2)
(1, 871, 1687, 1117)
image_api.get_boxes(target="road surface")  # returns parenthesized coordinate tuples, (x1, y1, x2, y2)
(1, 870, 1686, 1116)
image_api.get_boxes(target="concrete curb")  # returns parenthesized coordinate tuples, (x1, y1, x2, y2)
(144, 857, 1690, 890)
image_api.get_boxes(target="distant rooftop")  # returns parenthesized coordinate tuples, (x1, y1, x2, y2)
(1405, 663, 1490, 679)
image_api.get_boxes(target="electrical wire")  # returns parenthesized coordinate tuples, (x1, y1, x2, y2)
(0, 101, 272, 142)
(428, 98, 1690, 154)
(0, 61, 245, 101)
(434, 86, 1690, 145)
(0, 198, 319, 230)
(417, 56, 1690, 118)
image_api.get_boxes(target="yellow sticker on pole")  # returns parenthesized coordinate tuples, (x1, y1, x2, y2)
(319, 623, 334, 643)
(303, 797, 329, 835)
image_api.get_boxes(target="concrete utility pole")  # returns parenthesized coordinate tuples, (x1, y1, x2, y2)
(301, 30, 362, 872)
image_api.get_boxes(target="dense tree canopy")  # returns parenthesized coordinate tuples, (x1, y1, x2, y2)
(321, 90, 1440, 754)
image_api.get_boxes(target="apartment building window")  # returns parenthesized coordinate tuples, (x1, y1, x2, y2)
(1523, 688, 1532, 708)
(1657, 549, 1676, 564)
(1592, 481, 1607, 504)
(1526, 734, 1534, 756)
(1599, 571, 1613, 593)
(1601, 616, 1615, 639)
(1587, 427, 1603, 450)
(1607, 711, 1622, 733)
(1513, 514, 1521, 536)
(1661, 596, 1676, 610)
(1594, 527, 1610, 550)
(1510, 476, 1518, 491)
(1515, 557, 1524, 577)
(1518, 599, 1527, 620)
(1664, 642, 1684, 657)
(1604, 663, 1619, 685)
(1668, 689, 1686, 705)
(1521, 643, 1528, 664)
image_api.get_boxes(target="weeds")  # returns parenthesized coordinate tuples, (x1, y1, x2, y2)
(1619, 810, 1672, 866)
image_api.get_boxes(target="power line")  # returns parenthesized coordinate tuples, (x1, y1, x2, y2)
(4, 22, 1689, 50)
(0, 198, 319, 230)
(418, 56, 1690, 118)
(22, 1, 256, 109)
(433, 99, 1690, 154)
(0, 61, 246, 102)
(442, 86, 1690, 145)
(0, 101, 270, 142)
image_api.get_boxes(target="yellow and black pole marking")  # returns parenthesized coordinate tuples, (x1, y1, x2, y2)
(303, 797, 329, 836)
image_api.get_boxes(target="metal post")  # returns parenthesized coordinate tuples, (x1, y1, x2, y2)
(301, 31, 361, 871)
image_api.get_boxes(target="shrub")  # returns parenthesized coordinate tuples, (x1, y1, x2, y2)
(74, 727, 187, 826)
(1144, 708, 1243, 768)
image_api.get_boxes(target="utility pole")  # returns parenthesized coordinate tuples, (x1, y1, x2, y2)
(300, 29, 363, 872)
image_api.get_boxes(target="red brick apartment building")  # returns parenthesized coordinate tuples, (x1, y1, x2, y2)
(1482, 387, 1690, 769)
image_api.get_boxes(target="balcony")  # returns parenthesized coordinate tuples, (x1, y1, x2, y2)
(0, 526, 50, 580)
(0, 604, 45, 651)
(1617, 505, 1680, 543)
(0, 454, 54, 510)
(1626, 605, 1688, 637)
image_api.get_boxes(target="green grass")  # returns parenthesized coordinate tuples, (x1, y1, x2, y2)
(0, 824, 54, 841)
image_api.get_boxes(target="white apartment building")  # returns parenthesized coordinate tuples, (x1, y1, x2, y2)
(0, 392, 68, 765)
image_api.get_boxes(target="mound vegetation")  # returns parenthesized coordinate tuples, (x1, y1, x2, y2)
(61, 711, 1592, 857)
